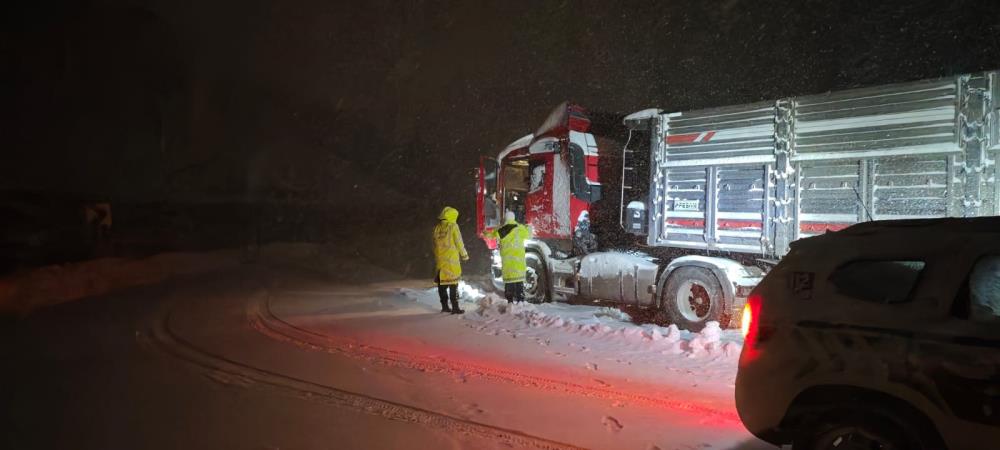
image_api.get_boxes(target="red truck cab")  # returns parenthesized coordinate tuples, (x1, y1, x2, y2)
(477, 102, 601, 251)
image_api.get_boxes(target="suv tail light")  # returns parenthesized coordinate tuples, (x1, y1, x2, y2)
(741, 303, 752, 339)
(743, 294, 761, 340)
(740, 293, 764, 363)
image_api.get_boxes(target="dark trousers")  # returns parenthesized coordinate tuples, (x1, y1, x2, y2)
(438, 283, 459, 311)
(504, 282, 525, 303)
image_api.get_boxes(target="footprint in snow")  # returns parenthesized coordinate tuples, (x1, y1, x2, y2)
(593, 379, 610, 387)
(602, 415, 623, 432)
(586, 363, 598, 371)
(463, 403, 485, 415)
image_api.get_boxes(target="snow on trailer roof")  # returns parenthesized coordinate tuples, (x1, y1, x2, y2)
(623, 108, 662, 123)
(497, 133, 533, 161)
(622, 108, 663, 130)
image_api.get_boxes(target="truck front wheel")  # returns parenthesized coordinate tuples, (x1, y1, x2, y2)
(661, 267, 724, 332)
(524, 252, 550, 303)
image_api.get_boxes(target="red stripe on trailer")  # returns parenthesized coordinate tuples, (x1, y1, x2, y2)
(665, 133, 700, 145)
(718, 220, 762, 230)
(666, 131, 717, 145)
(666, 219, 763, 230)
(800, 222, 852, 233)
(668, 219, 763, 230)
(668, 219, 850, 234)
(666, 218, 705, 228)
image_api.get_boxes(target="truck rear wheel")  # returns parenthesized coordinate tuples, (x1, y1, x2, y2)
(661, 267, 724, 332)
(525, 252, 550, 303)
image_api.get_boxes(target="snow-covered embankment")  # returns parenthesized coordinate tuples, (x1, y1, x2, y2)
(399, 285, 744, 389)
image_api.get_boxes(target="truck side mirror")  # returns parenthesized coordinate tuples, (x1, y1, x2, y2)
(569, 143, 601, 203)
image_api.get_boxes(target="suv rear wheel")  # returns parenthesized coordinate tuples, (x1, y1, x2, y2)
(793, 407, 930, 450)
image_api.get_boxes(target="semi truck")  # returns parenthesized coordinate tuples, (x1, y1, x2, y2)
(476, 70, 999, 331)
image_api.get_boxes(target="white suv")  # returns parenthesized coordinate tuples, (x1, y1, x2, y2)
(735, 217, 1000, 450)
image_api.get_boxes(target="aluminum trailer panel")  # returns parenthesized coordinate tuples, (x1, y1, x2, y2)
(647, 71, 999, 258)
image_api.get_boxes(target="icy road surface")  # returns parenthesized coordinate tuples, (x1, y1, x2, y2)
(6, 265, 772, 450)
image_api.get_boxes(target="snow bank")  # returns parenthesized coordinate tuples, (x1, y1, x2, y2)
(0, 243, 338, 316)
(398, 285, 743, 361)
(469, 295, 741, 358)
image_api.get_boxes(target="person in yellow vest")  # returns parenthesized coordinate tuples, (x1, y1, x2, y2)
(484, 211, 531, 303)
(433, 206, 469, 314)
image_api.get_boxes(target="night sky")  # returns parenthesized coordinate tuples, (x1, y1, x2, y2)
(4, 0, 1000, 265)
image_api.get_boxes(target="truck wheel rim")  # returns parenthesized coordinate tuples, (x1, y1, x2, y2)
(524, 267, 538, 298)
(675, 280, 711, 322)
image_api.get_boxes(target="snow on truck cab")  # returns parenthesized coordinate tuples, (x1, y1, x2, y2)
(735, 217, 1000, 450)
(476, 70, 1000, 331)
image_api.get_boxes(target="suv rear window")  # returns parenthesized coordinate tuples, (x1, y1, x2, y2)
(829, 260, 925, 304)
(970, 255, 1000, 321)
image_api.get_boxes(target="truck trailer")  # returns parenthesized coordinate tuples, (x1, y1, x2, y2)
(476, 71, 999, 330)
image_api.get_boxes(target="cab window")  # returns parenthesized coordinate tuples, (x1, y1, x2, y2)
(529, 160, 546, 193)
(502, 161, 529, 223)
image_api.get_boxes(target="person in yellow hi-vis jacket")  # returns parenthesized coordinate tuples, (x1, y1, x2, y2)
(433, 206, 469, 314)
(483, 211, 531, 303)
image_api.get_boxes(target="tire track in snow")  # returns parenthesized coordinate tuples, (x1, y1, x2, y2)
(251, 293, 741, 425)
(146, 304, 586, 450)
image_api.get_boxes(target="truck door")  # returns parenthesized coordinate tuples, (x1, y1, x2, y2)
(525, 157, 553, 235)
(478, 156, 501, 248)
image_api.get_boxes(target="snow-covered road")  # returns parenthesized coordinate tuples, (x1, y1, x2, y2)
(6, 265, 773, 450)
